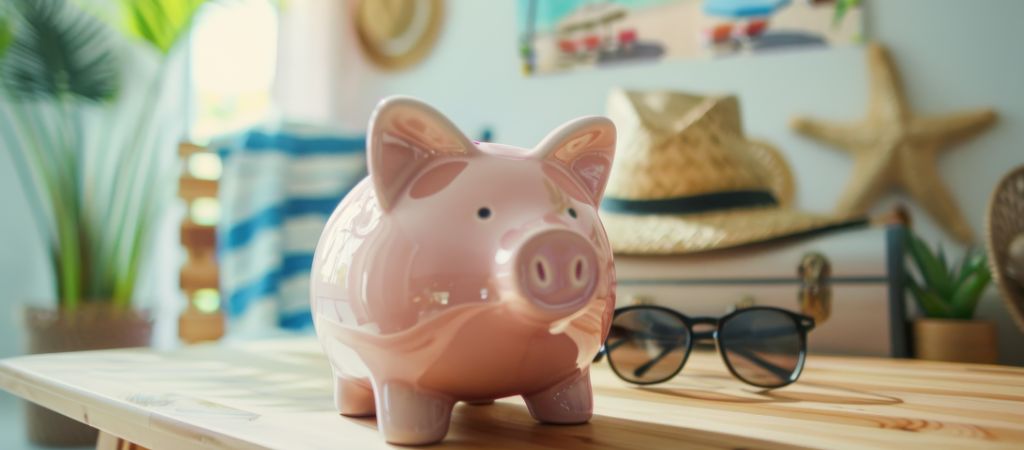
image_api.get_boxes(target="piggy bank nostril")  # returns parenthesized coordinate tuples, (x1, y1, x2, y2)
(531, 256, 552, 287)
(570, 256, 589, 288)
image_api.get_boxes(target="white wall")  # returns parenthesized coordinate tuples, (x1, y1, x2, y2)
(277, 0, 1024, 363)
(0, 163, 53, 359)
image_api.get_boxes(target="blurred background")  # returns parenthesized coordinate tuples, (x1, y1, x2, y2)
(1, 0, 1022, 447)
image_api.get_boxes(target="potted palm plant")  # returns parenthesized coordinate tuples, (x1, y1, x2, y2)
(0, 0, 206, 445)
(904, 230, 996, 364)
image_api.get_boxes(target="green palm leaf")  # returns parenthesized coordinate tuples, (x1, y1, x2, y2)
(1, 0, 118, 102)
(119, 0, 206, 55)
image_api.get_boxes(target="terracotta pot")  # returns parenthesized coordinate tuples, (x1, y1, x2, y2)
(23, 304, 153, 447)
(913, 318, 998, 364)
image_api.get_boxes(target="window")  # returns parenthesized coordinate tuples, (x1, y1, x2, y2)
(189, 0, 278, 143)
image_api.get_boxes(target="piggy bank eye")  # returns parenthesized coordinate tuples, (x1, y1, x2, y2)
(477, 207, 492, 220)
(567, 207, 578, 219)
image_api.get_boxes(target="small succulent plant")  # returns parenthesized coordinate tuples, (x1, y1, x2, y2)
(904, 230, 992, 320)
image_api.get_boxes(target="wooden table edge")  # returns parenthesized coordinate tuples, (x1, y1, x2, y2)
(0, 360, 262, 450)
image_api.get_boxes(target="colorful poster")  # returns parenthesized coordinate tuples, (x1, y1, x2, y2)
(517, 0, 863, 75)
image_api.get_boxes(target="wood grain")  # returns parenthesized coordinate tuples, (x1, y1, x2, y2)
(1, 339, 1022, 449)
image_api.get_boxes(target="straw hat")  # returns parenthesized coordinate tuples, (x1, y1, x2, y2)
(985, 164, 1024, 332)
(600, 89, 866, 255)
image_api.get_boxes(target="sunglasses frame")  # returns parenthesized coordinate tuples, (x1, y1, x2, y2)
(597, 305, 816, 389)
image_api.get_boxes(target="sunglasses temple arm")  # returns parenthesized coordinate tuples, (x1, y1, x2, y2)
(629, 334, 797, 381)
(617, 345, 794, 383)
(633, 342, 686, 378)
(727, 346, 796, 381)
(594, 336, 633, 362)
(632, 329, 719, 377)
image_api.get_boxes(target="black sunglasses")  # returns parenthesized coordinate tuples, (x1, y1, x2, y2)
(595, 305, 816, 389)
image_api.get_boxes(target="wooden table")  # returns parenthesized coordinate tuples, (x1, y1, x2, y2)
(1, 338, 1022, 449)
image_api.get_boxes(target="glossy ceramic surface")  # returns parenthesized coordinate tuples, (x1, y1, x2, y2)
(310, 96, 617, 445)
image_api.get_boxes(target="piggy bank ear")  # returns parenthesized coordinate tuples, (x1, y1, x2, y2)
(533, 116, 616, 205)
(367, 96, 477, 211)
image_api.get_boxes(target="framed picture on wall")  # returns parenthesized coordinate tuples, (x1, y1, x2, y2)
(517, 0, 864, 75)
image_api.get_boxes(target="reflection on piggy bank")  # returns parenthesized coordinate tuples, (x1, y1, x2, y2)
(310, 96, 617, 445)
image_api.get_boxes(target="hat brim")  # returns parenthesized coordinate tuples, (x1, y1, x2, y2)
(601, 206, 868, 255)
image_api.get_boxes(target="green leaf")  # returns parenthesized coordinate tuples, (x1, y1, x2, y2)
(956, 248, 987, 286)
(906, 275, 951, 318)
(0, 14, 12, 57)
(833, 0, 861, 26)
(949, 257, 992, 319)
(119, 0, 206, 55)
(905, 231, 953, 299)
(832, 1, 847, 26)
(1, 0, 119, 102)
(936, 243, 950, 278)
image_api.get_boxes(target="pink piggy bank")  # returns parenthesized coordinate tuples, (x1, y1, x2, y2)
(310, 97, 617, 445)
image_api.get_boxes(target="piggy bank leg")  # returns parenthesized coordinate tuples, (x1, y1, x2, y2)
(375, 381, 455, 445)
(335, 375, 375, 417)
(523, 369, 593, 424)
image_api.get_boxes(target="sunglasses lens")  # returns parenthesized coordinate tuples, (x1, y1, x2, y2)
(606, 308, 691, 384)
(719, 309, 804, 387)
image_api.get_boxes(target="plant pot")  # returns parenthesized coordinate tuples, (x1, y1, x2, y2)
(22, 304, 153, 447)
(913, 318, 999, 364)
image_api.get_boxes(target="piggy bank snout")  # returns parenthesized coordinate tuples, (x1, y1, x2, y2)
(515, 230, 598, 312)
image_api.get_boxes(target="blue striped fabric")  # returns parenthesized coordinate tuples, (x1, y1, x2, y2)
(215, 125, 366, 330)
(221, 197, 343, 250)
(219, 130, 366, 157)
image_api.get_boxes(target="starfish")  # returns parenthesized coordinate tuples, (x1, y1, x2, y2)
(791, 44, 996, 243)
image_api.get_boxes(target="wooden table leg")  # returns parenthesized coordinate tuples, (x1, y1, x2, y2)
(96, 431, 148, 450)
